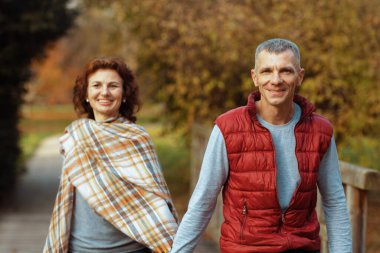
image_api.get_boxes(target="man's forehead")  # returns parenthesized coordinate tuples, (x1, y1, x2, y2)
(257, 49, 296, 58)
(256, 50, 299, 68)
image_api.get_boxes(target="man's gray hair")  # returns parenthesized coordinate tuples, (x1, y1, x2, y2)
(255, 38, 301, 68)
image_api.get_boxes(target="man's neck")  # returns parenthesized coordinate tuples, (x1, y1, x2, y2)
(255, 101, 295, 125)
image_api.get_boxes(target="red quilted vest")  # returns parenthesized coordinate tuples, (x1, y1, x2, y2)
(215, 92, 333, 253)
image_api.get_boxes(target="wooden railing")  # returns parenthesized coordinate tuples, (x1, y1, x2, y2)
(318, 161, 380, 253)
(191, 123, 380, 253)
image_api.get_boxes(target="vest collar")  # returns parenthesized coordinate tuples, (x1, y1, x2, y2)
(247, 91, 315, 123)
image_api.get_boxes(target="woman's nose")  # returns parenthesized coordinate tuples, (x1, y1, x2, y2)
(101, 86, 110, 95)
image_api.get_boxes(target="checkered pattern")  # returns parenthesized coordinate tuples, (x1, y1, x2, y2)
(43, 117, 178, 253)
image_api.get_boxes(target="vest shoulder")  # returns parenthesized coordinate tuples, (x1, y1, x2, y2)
(310, 113, 333, 128)
(304, 113, 334, 136)
(215, 106, 252, 134)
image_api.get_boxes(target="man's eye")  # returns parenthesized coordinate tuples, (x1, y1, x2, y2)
(282, 69, 293, 74)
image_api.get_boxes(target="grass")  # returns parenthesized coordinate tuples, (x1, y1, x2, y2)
(338, 136, 380, 171)
(19, 104, 76, 163)
(144, 124, 191, 215)
(19, 103, 191, 215)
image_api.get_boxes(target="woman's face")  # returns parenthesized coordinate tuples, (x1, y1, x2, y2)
(87, 69, 124, 121)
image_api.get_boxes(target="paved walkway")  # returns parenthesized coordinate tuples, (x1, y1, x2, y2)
(0, 136, 61, 253)
(0, 136, 218, 253)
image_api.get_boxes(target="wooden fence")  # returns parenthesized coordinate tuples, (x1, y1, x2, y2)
(191, 123, 380, 253)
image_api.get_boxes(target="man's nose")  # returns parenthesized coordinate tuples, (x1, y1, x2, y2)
(271, 72, 283, 85)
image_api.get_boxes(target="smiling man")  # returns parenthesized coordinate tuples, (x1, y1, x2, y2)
(170, 39, 352, 253)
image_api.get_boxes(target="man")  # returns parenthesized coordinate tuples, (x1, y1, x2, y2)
(170, 39, 352, 253)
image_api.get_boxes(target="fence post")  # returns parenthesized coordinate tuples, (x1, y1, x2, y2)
(346, 186, 366, 253)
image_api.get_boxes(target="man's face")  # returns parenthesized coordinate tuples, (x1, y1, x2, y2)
(251, 50, 304, 108)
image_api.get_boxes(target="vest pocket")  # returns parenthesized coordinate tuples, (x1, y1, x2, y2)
(240, 198, 247, 242)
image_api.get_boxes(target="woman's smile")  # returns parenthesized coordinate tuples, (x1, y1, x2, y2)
(87, 69, 124, 121)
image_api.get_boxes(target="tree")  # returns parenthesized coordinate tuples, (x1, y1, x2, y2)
(62, 0, 380, 170)
(0, 0, 75, 194)
(27, 3, 138, 105)
(105, 0, 380, 146)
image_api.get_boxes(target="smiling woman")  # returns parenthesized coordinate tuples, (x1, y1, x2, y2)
(73, 57, 140, 122)
(87, 69, 124, 121)
(44, 57, 178, 253)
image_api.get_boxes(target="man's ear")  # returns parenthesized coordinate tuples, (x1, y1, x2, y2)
(297, 68, 305, 87)
(251, 69, 258, 87)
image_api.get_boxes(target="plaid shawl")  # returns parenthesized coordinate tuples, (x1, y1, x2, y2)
(43, 117, 178, 253)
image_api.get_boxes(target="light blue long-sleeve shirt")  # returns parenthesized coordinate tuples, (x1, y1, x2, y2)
(171, 104, 352, 253)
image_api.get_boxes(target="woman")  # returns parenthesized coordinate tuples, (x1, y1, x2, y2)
(43, 57, 178, 253)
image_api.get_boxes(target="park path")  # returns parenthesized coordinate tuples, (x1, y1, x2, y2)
(0, 136, 218, 253)
(0, 136, 61, 253)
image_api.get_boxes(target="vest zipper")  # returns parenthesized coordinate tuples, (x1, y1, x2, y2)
(281, 121, 303, 250)
(266, 124, 293, 249)
(240, 198, 247, 241)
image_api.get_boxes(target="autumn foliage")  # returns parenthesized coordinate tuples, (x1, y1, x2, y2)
(28, 0, 380, 169)
(117, 0, 380, 145)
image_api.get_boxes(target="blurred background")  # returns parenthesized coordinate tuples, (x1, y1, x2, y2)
(0, 0, 379, 252)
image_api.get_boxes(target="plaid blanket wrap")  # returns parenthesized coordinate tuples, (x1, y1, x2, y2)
(43, 117, 178, 253)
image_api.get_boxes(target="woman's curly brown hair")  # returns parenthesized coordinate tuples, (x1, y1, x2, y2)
(73, 57, 140, 122)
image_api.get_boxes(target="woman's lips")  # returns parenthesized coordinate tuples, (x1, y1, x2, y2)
(98, 99, 112, 105)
